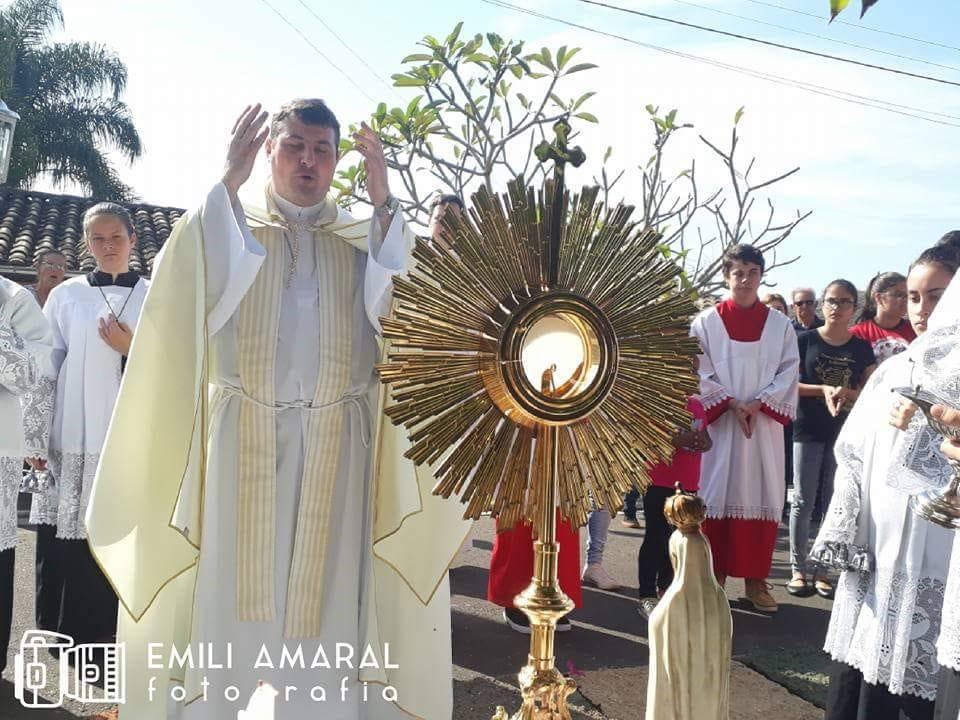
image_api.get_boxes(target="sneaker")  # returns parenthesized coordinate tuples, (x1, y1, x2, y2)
(621, 517, 641, 529)
(637, 597, 659, 620)
(503, 607, 531, 634)
(582, 563, 621, 591)
(556, 613, 572, 632)
(744, 579, 778, 613)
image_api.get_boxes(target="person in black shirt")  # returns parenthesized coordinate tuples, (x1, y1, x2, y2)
(787, 279, 876, 598)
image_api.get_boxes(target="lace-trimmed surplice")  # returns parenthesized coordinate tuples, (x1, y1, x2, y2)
(813, 352, 953, 700)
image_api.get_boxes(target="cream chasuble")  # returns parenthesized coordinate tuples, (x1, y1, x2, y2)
(85, 182, 471, 720)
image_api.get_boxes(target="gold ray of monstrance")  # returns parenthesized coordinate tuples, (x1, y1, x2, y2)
(377, 120, 700, 720)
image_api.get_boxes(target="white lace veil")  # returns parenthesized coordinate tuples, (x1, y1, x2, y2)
(887, 273, 960, 493)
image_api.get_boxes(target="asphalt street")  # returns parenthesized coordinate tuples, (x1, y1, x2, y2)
(2, 511, 828, 719)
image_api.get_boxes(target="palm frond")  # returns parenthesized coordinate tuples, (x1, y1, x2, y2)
(0, 0, 62, 49)
(33, 42, 128, 98)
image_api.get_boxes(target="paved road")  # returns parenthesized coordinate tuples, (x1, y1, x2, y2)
(2, 515, 828, 719)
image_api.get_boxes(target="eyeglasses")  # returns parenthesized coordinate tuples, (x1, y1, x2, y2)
(793, 299, 816, 307)
(40, 261, 66, 270)
(823, 297, 855, 308)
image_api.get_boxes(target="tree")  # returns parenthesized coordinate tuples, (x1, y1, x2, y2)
(333, 23, 598, 226)
(830, 0, 879, 21)
(597, 106, 809, 295)
(0, 0, 142, 200)
(339, 23, 808, 294)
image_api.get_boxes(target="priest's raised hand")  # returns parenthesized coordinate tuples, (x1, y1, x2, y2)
(353, 121, 397, 234)
(222, 103, 269, 202)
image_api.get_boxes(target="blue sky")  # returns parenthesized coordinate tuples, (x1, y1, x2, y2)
(28, 0, 960, 295)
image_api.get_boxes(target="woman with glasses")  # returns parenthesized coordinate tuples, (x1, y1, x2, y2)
(788, 280, 876, 599)
(27, 251, 67, 308)
(852, 272, 915, 364)
(810, 246, 958, 720)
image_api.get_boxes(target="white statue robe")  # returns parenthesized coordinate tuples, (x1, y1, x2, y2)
(86, 182, 470, 720)
(646, 529, 732, 720)
(0, 276, 52, 551)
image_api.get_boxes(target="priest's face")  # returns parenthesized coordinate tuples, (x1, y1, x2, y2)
(86, 216, 135, 276)
(267, 116, 338, 207)
(724, 259, 762, 306)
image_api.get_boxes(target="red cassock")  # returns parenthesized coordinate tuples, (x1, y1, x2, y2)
(487, 510, 583, 608)
(698, 299, 792, 580)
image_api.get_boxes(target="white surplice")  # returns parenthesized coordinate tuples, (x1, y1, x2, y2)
(812, 351, 953, 700)
(173, 183, 417, 720)
(691, 307, 799, 521)
(0, 276, 53, 551)
(29, 273, 149, 538)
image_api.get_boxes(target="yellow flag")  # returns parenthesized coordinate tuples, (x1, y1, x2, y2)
(829, 0, 851, 21)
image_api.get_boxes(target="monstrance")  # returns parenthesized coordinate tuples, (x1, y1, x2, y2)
(378, 119, 700, 720)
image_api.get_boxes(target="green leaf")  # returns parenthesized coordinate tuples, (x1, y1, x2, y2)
(516, 58, 532, 74)
(829, 0, 851, 20)
(574, 112, 598, 123)
(402, 53, 433, 63)
(645, 104, 657, 115)
(540, 47, 555, 71)
(376, 102, 387, 118)
(446, 22, 464, 48)
(487, 33, 504, 53)
(528, 72, 548, 80)
(564, 63, 597, 75)
(510, 64, 523, 79)
(556, 45, 568, 69)
(549, 92, 566, 109)
(392, 74, 426, 87)
(665, 109, 677, 127)
(453, 145, 462, 158)
(465, 53, 496, 65)
(573, 91, 596, 111)
(603, 146, 612, 163)
(517, 92, 531, 109)
(461, 36, 483, 56)
(734, 106, 745, 125)
(406, 96, 422, 115)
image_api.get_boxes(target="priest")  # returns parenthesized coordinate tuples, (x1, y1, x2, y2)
(85, 100, 470, 720)
(690, 243, 799, 613)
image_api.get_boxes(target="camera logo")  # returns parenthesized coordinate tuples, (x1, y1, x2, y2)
(13, 630, 125, 708)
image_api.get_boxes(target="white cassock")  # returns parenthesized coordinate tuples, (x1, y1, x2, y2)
(86, 182, 470, 720)
(0, 276, 52, 552)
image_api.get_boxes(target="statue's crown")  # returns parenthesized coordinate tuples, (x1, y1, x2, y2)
(663, 483, 706, 534)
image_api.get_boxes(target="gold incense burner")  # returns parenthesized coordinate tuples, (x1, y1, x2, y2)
(378, 119, 699, 720)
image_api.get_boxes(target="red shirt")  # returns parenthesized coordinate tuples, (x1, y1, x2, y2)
(850, 318, 915, 365)
(648, 396, 706, 492)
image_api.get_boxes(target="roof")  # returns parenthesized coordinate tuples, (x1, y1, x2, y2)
(0, 185, 185, 278)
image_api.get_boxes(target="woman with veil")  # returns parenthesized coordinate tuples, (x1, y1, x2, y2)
(811, 243, 959, 720)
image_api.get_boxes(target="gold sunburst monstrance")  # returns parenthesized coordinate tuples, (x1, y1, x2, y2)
(378, 169, 699, 531)
(377, 121, 700, 720)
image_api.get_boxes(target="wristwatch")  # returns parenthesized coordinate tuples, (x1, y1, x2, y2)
(375, 193, 400, 219)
